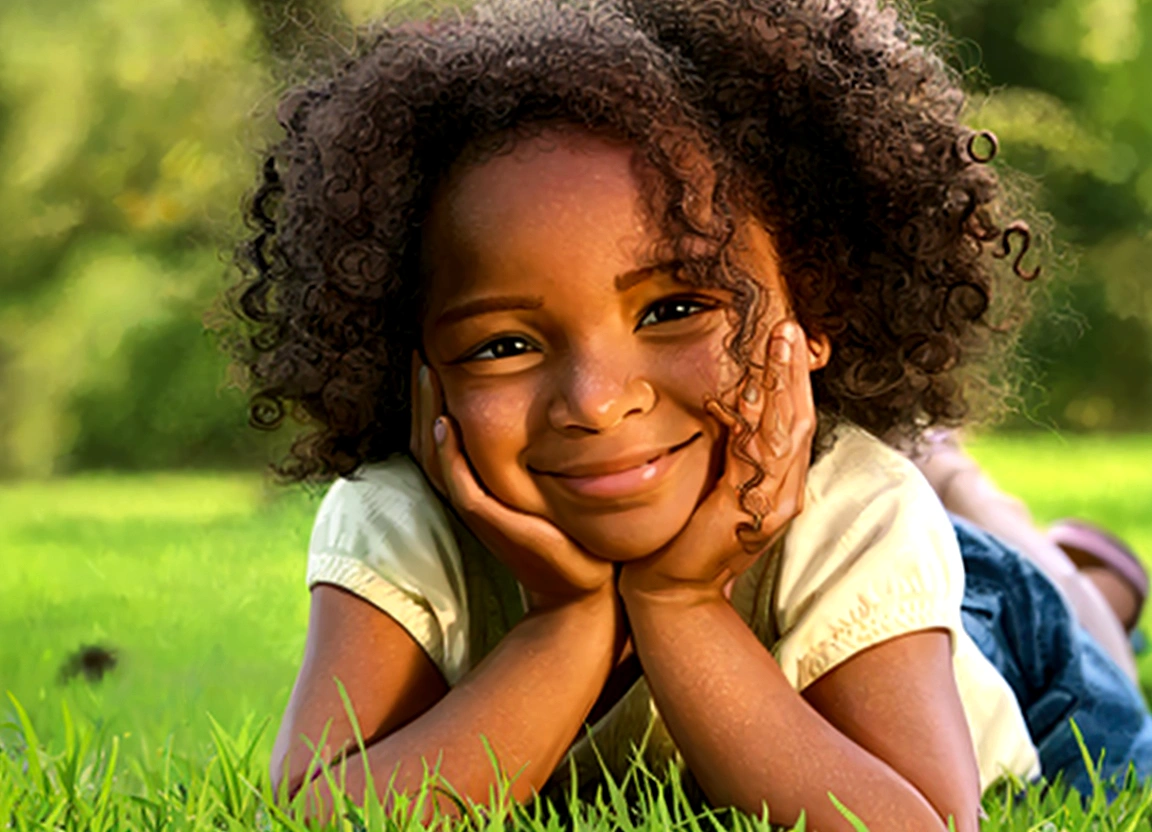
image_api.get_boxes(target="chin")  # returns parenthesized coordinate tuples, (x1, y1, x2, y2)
(562, 511, 690, 562)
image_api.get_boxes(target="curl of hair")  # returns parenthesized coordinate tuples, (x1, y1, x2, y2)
(221, 0, 1040, 513)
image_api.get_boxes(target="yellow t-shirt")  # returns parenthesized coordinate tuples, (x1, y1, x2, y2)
(305, 423, 1040, 795)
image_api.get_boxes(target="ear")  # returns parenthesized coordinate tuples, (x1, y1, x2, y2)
(804, 331, 832, 371)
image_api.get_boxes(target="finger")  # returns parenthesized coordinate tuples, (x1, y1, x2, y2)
(432, 413, 554, 555)
(725, 321, 810, 549)
(746, 312, 774, 380)
(706, 397, 761, 498)
(730, 310, 789, 465)
(737, 361, 768, 438)
(431, 415, 605, 591)
(704, 396, 741, 435)
(738, 313, 776, 428)
(781, 319, 817, 450)
(765, 322, 798, 460)
(698, 341, 792, 562)
(750, 325, 816, 540)
(433, 412, 500, 524)
(759, 423, 811, 534)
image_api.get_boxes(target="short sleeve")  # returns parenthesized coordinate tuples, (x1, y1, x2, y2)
(773, 426, 966, 691)
(305, 455, 471, 684)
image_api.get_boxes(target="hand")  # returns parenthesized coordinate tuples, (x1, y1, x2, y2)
(409, 352, 616, 610)
(619, 319, 817, 603)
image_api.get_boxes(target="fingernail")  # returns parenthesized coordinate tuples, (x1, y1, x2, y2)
(418, 365, 429, 387)
(771, 333, 792, 365)
(742, 383, 760, 404)
(433, 416, 447, 445)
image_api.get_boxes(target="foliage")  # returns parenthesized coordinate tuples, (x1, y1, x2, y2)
(922, 0, 1152, 431)
(0, 0, 1150, 476)
(0, 0, 271, 476)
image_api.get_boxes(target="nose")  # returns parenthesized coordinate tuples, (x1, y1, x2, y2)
(547, 347, 657, 433)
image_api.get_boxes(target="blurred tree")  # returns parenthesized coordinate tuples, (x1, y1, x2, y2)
(0, 0, 273, 476)
(923, 0, 1152, 431)
(0, 0, 1148, 478)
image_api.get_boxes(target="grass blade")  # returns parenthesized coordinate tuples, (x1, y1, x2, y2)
(826, 792, 870, 832)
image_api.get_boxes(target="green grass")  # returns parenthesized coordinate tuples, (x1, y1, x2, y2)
(966, 433, 1152, 583)
(0, 473, 321, 764)
(3, 433, 1152, 830)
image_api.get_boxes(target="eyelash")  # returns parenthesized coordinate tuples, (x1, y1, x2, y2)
(636, 297, 717, 328)
(464, 296, 720, 362)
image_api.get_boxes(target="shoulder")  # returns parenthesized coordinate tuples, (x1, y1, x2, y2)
(307, 453, 473, 682)
(775, 423, 965, 687)
(310, 454, 458, 560)
(315, 453, 444, 525)
(805, 422, 933, 510)
(791, 422, 956, 564)
(307, 454, 467, 621)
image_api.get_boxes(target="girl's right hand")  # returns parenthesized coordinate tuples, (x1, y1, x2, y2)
(410, 353, 616, 611)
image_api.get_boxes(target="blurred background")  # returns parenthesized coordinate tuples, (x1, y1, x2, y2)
(0, 0, 1150, 480)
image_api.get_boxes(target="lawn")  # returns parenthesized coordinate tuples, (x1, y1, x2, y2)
(0, 473, 321, 764)
(3, 433, 1152, 830)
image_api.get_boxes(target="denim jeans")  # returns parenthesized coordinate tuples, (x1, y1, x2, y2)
(955, 515, 1152, 794)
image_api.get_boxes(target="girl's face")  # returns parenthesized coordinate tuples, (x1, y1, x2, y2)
(420, 130, 802, 561)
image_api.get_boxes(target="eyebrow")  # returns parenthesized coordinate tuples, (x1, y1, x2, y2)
(434, 295, 544, 327)
(615, 262, 677, 292)
(433, 261, 680, 327)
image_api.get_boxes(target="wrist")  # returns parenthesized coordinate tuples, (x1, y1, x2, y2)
(527, 582, 625, 680)
(526, 579, 619, 615)
(618, 564, 726, 609)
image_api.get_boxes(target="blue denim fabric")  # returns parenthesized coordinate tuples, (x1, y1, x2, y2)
(954, 515, 1152, 795)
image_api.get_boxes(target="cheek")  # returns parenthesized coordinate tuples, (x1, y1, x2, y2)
(443, 384, 533, 486)
(654, 334, 741, 405)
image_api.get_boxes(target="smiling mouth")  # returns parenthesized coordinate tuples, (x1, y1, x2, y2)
(535, 432, 703, 502)
(534, 433, 703, 479)
(638, 433, 701, 468)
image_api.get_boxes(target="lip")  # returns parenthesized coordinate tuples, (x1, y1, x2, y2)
(539, 433, 701, 500)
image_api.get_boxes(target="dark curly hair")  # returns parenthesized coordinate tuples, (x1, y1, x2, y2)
(222, 0, 1040, 487)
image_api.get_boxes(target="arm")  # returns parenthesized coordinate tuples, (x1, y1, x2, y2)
(620, 585, 979, 831)
(273, 582, 625, 823)
(274, 356, 626, 821)
(616, 322, 979, 830)
(270, 583, 450, 800)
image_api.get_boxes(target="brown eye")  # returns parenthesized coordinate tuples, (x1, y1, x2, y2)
(467, 335, 537, 361)
(637, 297, 715, 329)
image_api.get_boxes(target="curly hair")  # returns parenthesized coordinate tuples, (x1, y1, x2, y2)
(222, 0, 1039, 487)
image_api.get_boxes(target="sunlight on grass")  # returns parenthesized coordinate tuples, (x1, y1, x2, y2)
(5, 689, 1152, 831)
(0, 472, 267, 523)
(0, 473, 320, 767)
(3, 435, 1152, 829)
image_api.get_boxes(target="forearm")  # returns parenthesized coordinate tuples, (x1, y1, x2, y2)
(622, 587, 954, 832)
(303, 587, 623, 822)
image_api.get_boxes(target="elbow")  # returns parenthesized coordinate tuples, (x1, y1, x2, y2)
(938, 803, 981, 832)
(269, 748, 289, 801)
(268, 740, 298, 802)
(269, 744, 316, 807)
(269, 754, 340, 826)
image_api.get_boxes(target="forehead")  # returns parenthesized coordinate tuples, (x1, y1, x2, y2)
(447, 130, 645, 220)
(421, 130, 661, 287)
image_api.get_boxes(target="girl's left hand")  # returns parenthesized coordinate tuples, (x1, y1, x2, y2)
(619, 319, 817, 603)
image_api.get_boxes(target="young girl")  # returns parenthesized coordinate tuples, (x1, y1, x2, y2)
(224, 1, 1152, 828)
